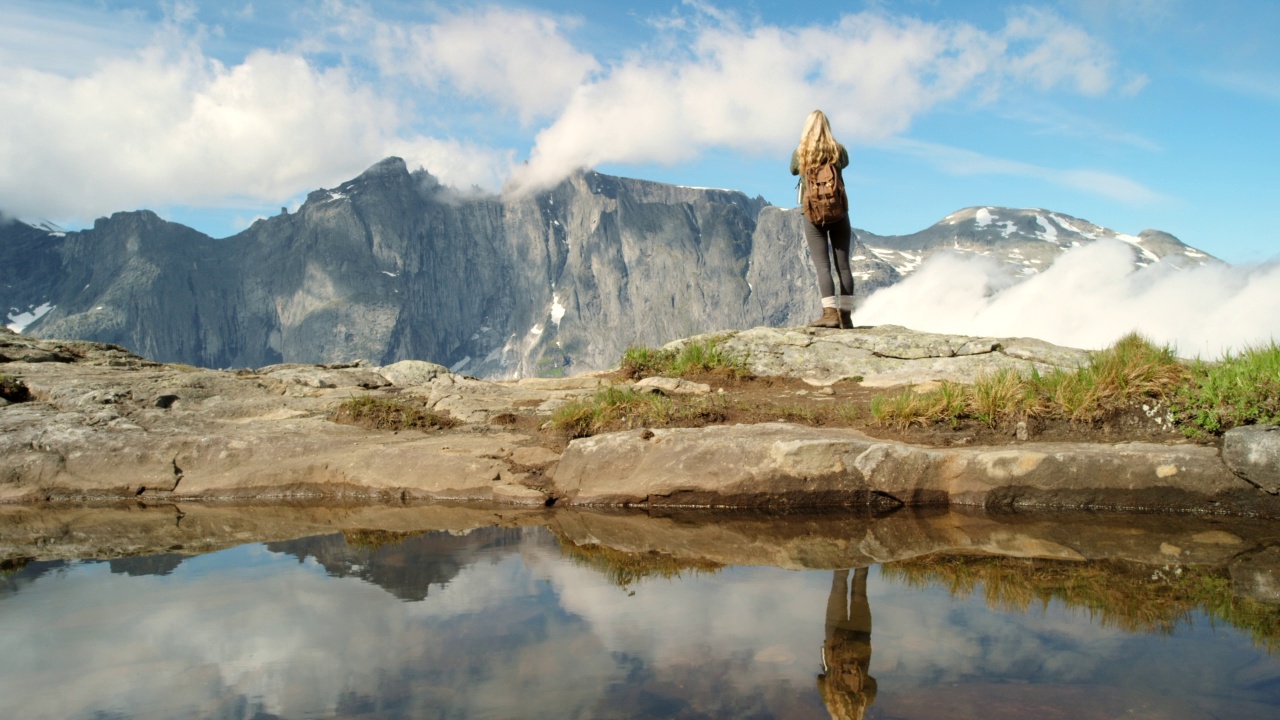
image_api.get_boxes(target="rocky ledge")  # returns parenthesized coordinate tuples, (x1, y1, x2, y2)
(2, 326, 1277, 516)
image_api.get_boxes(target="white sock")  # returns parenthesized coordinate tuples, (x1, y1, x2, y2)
(821, 296, 837, 309)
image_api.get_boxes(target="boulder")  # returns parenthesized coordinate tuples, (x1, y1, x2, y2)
(1223, 425, 1280, 494)
(378, 360, 450, 387)
(633, 376, 713, 396)
(668, 325, 1093, 387)
(549, 422, 1271, 514)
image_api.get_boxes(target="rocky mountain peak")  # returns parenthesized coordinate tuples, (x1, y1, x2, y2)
(1, 163, 1217, 377)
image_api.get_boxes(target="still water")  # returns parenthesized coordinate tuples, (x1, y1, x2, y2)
(3, 522, 1279, 719)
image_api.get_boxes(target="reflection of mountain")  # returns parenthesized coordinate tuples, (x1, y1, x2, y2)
(104, 553, 185, 577)
(265, 526, 526, 601)
(0, 558, 69, 597)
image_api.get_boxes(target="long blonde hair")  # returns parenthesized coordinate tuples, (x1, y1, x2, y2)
(797, 110, 840, 170)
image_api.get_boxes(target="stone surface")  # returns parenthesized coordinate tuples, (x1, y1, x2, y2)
(633, 376, 713, 396)
(1223, 425, 1280, 494)
(377, 360, 450, 387)
(549, 422, 1271, 515)
(666, 325, 1094, 386)
(0, 329, 604, 504)
(3, 325, 1272, 517)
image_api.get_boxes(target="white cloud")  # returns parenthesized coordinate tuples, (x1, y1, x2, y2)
(0, 3, 1136, 221)
(510, 8, 1126, 192)
(0, 30, 427, 222)
(371, 7, 599, 123)
(851, 240, 1280, 358)
(1002, 7, 1115, 95)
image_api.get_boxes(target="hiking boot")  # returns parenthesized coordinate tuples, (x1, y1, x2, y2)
(839, 310, 852, 328)
(806, 307, 841, 329)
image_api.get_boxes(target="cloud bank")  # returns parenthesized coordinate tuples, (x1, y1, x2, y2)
(510, 7, 1125, 192)
(0, 2, 1137, 223)
(850, 241, 1280, 359)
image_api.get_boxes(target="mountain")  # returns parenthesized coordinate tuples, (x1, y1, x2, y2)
(1, 157, 1215, 377)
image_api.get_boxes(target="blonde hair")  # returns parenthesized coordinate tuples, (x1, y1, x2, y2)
(797, 110, 840, 170)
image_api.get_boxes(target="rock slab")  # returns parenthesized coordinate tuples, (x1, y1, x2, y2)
(1223, 425, 1280, 494)
(550, 422, 1272, 515)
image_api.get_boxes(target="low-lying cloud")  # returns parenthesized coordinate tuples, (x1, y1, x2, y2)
(850, 241, 1280, 358)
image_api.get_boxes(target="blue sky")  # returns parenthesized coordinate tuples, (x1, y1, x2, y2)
(2, 0, 1277, 264)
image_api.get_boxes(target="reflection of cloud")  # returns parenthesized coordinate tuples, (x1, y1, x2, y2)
(3, 530, 1275, 719)
(531, 551, 830, 685)
(0, 542, 620, 720)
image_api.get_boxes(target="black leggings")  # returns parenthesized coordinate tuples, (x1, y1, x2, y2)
(803, 215, 854, 298)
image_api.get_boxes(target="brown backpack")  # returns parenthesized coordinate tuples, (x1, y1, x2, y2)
(803, 161, 848, 226)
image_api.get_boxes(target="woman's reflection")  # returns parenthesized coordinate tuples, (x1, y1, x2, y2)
(817, 568, 877, 720)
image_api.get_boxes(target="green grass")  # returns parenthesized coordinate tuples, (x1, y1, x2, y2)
(550, 387, 727, 438)
(0, 374, 31, 403)
(331, 395, 459, 432)
(620, 338, 750, 380)
(870, 332, 1194, 431)
(1173, 342, 1280, 436)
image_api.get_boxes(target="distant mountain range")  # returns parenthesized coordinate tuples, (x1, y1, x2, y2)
(1, 157, 1216, 377)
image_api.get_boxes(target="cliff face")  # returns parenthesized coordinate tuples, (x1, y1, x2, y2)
(2, 158, 1210, 377)
(2, 158, 896, 375)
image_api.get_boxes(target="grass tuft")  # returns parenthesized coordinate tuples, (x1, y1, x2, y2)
(1173, 341, 1280, 436)
(620, 339, 750, 380)
(331, 395, 459, 432)
(550, 387, 729, 438)
(870, 332, 1192, 432)
(0, 374, 31, 403)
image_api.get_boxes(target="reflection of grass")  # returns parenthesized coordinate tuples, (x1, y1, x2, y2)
(1, 558, 31, 576)
(883, 554, 1280, 651)
(555, 535, 722, 591)
(342, 529, 425, 550)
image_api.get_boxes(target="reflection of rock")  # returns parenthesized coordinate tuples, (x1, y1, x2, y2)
(548, 508, 1280, 605)
(7, 503, 1280, 609)
(1229, 546, 1280, 604)
(818, 568, 876, 720)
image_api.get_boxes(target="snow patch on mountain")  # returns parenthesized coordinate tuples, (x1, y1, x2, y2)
(7, 302, 54, 333)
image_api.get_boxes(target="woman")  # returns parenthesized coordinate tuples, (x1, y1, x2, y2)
(790, 110, 854, 329)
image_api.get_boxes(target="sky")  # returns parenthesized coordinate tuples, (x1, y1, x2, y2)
(0, 0, 1278, 265)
